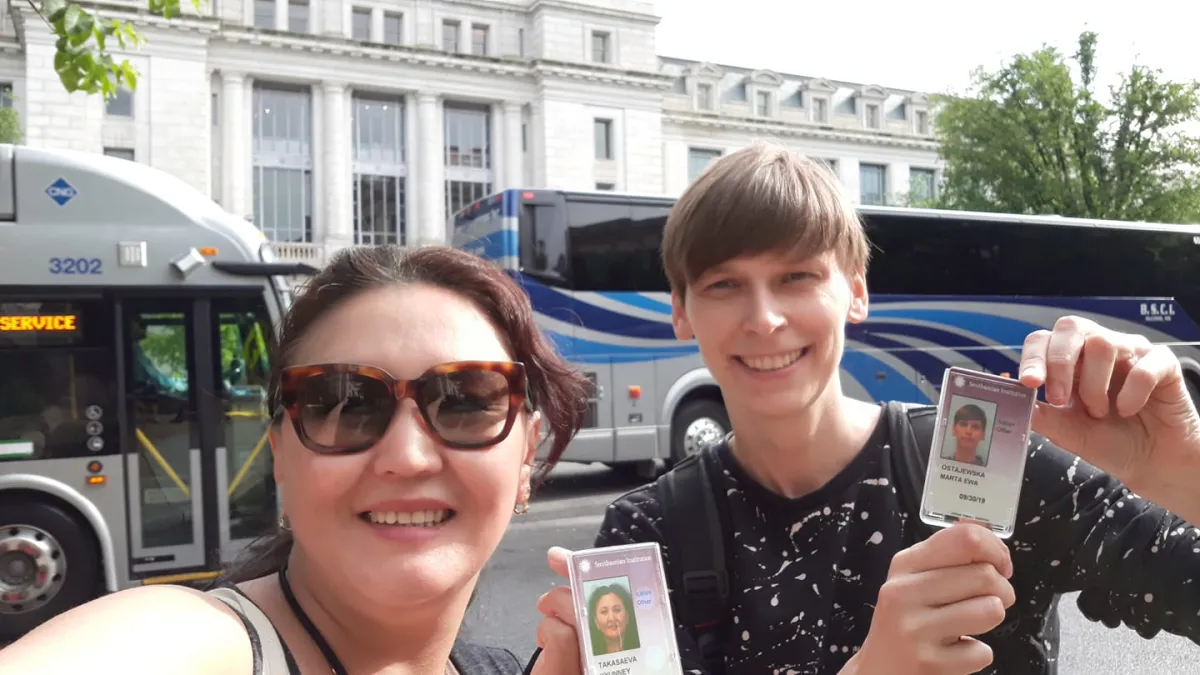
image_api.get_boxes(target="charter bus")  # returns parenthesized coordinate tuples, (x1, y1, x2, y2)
(0, 145, 315, 640)
(451, 188, 1200, 476)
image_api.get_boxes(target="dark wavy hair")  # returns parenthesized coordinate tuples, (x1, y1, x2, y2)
(219, 245, 590, 584)
(586, 583, 641, 655)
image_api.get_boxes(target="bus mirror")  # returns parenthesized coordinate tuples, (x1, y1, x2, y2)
(171, 248, 208, 279)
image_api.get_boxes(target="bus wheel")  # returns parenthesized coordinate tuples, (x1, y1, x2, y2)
(1186, 374, 1200, 410)
(0, 500, 100, 642)
(671, 399, 730, 464)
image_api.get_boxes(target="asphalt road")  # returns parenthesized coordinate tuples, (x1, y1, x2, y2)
(461, 463, 1200, 674)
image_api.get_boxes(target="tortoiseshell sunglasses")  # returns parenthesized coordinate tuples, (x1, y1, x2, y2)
(278, 361, 532, 453)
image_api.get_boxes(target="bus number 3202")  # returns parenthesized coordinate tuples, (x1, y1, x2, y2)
(49, 257, 103, 275)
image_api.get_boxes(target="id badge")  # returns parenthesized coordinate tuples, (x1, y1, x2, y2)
(918, 367, 1037, 539)
(567, 542, 683, 675)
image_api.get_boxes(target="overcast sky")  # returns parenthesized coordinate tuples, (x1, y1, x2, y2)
(651, 0, 1197, 97)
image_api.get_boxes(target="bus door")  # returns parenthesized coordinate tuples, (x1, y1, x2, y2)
(120, 293, 277, 577)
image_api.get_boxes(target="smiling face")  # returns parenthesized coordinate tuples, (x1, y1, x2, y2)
(672, 249, 868, 420)
(594, 592, 628, 640)
(272, 283, 540, 610)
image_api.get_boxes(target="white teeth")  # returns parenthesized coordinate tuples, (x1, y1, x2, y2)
(740, 349, 805, 372)
(366, 509, 450, 526)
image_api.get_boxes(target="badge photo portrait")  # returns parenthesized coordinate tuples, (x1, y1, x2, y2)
(581, 575, 642, 658)
(939, 394, 997, 468)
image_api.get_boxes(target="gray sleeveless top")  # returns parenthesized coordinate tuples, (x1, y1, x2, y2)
(206, 584, 526, 674)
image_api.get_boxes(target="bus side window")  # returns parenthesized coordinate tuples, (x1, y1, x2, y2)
(566, 201, 670, 292)
(0, 299, 119, 460)
(520, 203, 569, 286)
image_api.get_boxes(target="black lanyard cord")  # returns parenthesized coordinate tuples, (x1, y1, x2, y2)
(277, 563, 349, 675)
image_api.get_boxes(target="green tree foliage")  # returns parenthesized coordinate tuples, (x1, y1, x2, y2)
(932, 31, 1200, 223)
(0, 107, 22, 144)
(33, 0, 201, 98)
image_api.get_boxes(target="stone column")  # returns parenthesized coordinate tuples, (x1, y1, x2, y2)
(503, 101, 523, 189)
(322, 82, 353, 250)
(221, 71, 247, 219)
(416, 92, 445, 246)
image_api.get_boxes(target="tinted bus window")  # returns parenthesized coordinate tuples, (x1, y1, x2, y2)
(864, 213, 1200, 298)
(0, 298, 118, 460)
(567, 198, 671, 292)
(519, 202, 569, 287)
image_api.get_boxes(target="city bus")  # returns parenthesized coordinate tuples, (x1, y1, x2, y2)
(0, 144, 315, 640)
(451, 188, 1200, 476)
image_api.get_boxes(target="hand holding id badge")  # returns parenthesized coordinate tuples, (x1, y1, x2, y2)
(566, 543, 683, 675)
(919, 367, 1037, 539)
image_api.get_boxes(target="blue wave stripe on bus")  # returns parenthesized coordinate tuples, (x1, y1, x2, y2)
(871, 308, 1043, 348)
(597, 292, 674, 316)
(851, 322, 1020, 374)
(541, 327, 699, 364)
(840, 351, 927, 403)
(522, 280, 678, 340)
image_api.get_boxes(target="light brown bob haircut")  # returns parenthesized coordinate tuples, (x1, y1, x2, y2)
(662, 140, 871, 298)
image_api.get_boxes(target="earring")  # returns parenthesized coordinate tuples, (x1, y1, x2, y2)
(513, 502, 530, 516)
(279, 514, 292, 531)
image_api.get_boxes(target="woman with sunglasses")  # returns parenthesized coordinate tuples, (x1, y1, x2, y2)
(0, 245, 592, 675)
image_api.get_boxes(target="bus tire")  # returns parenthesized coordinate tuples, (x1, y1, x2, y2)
(670, 399, 730, 464)
(0, 499, 101, 642)
(1186, 373, 1200, 411)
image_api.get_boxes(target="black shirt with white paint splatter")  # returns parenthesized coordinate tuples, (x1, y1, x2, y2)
(593, 406, 1200, 675)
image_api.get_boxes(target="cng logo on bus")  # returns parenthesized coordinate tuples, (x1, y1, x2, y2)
(45, 177, 78, 206)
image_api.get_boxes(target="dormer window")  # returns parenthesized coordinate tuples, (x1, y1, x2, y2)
(906, 92, 931, 135)
(802, 78, 836, 124)
(856, 84, 887, 129)
(755, 91, 771, 117)
(687, 62, 724, 113)
(744, 69, 783, 119)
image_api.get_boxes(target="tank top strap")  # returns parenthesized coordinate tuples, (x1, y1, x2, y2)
(207, 585, 300, 675)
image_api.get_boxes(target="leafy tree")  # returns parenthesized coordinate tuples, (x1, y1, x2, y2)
(0, 106, 23, 144)
(932, 31, 1200, 223)
(31, 0, 200, 98)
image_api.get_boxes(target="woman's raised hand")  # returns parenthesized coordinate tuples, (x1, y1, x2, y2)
(530, 547, 583, 675)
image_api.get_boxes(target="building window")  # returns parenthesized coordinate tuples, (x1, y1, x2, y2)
(352, 94, 406, 246)
(696, 83, 713, 111)
(688, 148, 721, 183)
(104, 147, 135, 161)
(916, 110, 929, 134)
(442, 20, 459, 52)
(471, 24, 488, 55)
(755, 91, 771, 117)
(251, 85, 313, 243)
(518, 28, 525, 57)
(594, 119, 612, 160)
(814, 98, 828, 123)
(287, 0, 307, 32)
(596, 182, 614, 191)
(254, 0, 274, 28)
(910, 168, 936, 203)
(383, 12, 402, 44)
(591, 31, 610, 63)
(443, 103, 492, 217)
(106, 88, 133, 117)
(351, 7, 371, 40)
(0, 84, 12, 108)
(865, 103, 880, 129)
(859, 163, 886, 206)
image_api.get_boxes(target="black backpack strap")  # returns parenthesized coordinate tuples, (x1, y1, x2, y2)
(656, 445, 730, 672)
(884, 400, 941, 543)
